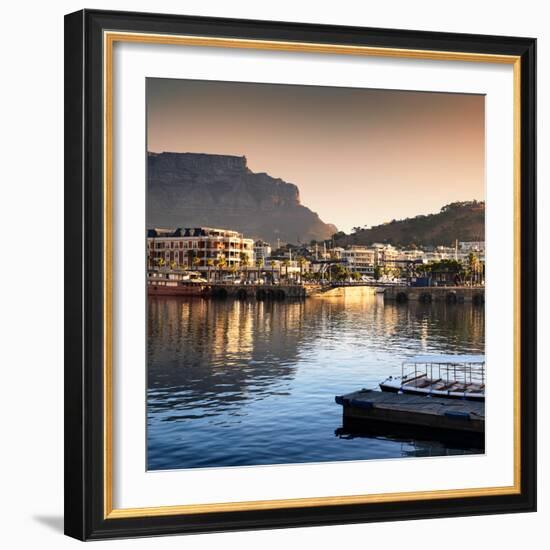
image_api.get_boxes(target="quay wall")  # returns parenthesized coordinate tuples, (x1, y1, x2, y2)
(208, 284, 306, 300)
(148, 281, 306, 300)
(308, 285, 377, 298)
(384, 286, 484, 304)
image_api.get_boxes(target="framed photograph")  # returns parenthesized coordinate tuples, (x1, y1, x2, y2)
(64, 9, 536, 540)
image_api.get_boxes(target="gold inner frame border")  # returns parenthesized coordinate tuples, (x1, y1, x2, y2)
(102, 30, 522, 520)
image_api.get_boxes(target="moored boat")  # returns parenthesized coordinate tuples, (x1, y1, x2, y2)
(147, 270, 208, 296)
(379, 354, 485, 401)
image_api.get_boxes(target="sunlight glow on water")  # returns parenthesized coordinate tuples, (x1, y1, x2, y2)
(147, 290, 484, 470)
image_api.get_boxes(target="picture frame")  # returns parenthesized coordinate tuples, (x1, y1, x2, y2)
(64, 9, 536, 541)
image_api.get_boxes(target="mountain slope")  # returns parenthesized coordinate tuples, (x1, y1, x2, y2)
(334, 201, 485, 247)
(147, 152, 336, 244)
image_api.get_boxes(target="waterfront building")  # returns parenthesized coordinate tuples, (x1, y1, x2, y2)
(372, 243, 399, 267)
(294, 245, 315, 258)
(264, 255, 309, 282)
(341, 246, 376, 275)
(147, 227, 254, 272)
(423, 245, 457, 263)
(329, 247, 346, 260)
(459, 241, 485, 253)
(458, 241, 485, 263)
(253, 240, 272, 262)
(396, 249, 425, 263)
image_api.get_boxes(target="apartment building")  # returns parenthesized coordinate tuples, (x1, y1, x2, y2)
(147, 227, 254, 271)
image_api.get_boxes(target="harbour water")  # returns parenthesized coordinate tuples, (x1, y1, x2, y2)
(147, 289, 485, 470)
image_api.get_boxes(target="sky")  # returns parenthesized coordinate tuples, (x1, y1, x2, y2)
(147, 78, 485, 233)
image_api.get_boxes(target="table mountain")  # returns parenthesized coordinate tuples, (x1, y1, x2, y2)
(147, 152, 336, 244)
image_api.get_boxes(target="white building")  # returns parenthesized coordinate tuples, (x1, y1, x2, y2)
(342, 246, 376, 275)
(371, 243, 399, 266)
(458, 241, 485, 263)
(459, 241, 485, 253)
(422, 246, 457, 263)
(396, 249, 425, 262)
(147, 227, 254, 272)
(253, 240, 272, 263)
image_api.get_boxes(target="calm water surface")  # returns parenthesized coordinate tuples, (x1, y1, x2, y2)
(147, 290, 484, 470)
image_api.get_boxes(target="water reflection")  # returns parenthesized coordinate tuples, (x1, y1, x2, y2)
(147, 290, 484, 470)
(336, 417, 484, 456)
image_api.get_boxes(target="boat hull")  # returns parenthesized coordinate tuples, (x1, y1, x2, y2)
(147, 283, 207, 296)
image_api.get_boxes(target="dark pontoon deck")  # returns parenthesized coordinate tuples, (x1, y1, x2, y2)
(335, 389, 484, 435)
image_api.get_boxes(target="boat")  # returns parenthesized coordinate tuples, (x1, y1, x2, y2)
(379, 354, 485, 401)
(147, 270, 208, 296)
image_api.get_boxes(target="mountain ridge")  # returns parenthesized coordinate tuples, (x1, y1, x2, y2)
(332, 201, 485, 248)
(147, 152, 336, 244)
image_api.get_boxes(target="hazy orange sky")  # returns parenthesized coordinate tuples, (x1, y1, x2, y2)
(147, 78, 484, 233)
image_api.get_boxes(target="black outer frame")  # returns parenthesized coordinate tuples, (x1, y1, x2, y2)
(64, 9, 537, 541)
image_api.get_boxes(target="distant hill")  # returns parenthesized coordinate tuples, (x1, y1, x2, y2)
(147, 152, 336, 244)
(333, 201, 485, 248)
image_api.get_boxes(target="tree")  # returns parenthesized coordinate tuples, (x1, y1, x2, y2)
(270, 260, 280, 284)
(282, 258, 290, 282)
(216, 255, 227, 281)
(296, 256, 306, 282)
(424, 259, 463, 285)
(256, 257, 264, 282)
(331, 231, 347, 241)
(467, 252, 480, 286)
(186, 249, 197, 269)
(373, 265, 382, 281)
(239, 252, 250, 280)
(329, 263, 350, 282)
(206, 258, 214, 281)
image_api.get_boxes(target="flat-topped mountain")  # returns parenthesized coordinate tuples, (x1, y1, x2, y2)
(147, 152, 336, 244)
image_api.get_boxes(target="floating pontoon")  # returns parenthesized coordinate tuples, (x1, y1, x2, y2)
(379, 354, 485, 401)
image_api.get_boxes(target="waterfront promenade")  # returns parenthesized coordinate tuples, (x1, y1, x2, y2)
(384, 285, 485, 304)
(148, 276, 484, 303)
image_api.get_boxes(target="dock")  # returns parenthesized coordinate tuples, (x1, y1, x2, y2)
(335, 389, 484, 435)
(384, 286, 484, 304)
(148, 281, 306, 299)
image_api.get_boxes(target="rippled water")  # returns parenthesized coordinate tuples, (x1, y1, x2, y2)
(147, 289, 485, 470)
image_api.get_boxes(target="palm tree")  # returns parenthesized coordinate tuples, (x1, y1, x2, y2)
(239, 252, 250, 281)
(256, 257, 264, 282)
(270, 260, 279, 284)
(206, 258, 214, 282)
(467, 252, 480, 286)
(216, 255, 227, 281)
(282, 258, 290, 283)
(186, 249, 197, 269)
(296, 256, 306, 283)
